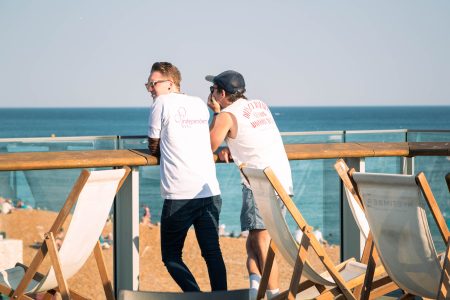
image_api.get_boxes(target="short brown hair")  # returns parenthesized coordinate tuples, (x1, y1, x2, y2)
(151, 62, 182, 89)
(216, 87, 247, 103)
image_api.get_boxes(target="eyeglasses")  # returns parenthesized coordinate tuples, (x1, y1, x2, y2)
(145, 80, 170, 89)
(209, 86, 217, 93)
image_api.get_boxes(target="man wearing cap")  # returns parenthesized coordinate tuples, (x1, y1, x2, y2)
(206, 70, 293, 299)
(146, 62, 227, 292)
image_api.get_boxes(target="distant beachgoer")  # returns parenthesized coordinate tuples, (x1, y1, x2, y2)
(313, 226, 327, 245)
(99, 233, 112, 249)
(0, 198, 14, 214)
(16, 200, 32, 210)
(296, 226, 327, 245)
(146, 62, 226, 292)
(218, 224, 230, 237)
(140, 205, 154, 227)
(207, 70, 294, 299)
(239, 230, 249, 238)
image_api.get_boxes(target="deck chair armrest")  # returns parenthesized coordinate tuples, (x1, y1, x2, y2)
(14, 262, 46, 281)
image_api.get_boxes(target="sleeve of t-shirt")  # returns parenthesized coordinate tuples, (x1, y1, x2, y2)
(148, 99, 163, 138)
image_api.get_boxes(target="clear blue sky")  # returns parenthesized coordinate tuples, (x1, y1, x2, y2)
(1, 1, 449, 107)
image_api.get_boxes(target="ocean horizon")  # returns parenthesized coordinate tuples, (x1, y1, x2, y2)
(1, 106, 450, 138)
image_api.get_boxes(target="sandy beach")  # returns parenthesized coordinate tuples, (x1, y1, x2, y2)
(0, 210, 339, 299)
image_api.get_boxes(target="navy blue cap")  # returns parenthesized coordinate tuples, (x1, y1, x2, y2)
(205, 70, 246, 94)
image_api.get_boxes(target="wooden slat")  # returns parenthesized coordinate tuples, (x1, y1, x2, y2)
(408, 142, 450, 156)
(288, 234, 309, 300)
(0, 149, 149, 171)
(45, 233, 70, 300)
(285, 143, 374, 160)
(257, 240, 276, 300)
(417, 172, 450, 240)
(359, 142, 409, 157)
(93, 241, 115, 300)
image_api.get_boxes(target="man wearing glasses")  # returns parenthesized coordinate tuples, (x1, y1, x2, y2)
(146, 62, 227, 292)
(206, 70, 293, 300)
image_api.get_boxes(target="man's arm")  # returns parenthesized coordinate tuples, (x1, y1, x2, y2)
(148, 98, 162, 159)
(148, 137, 160, 158)
(210, 112, 233, 152)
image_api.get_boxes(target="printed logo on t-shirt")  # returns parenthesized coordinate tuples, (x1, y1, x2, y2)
(241, 100, 274, 128)
(174, 107, 208, 128)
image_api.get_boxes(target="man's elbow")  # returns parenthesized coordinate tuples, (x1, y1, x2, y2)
(210, 138, 221, 152)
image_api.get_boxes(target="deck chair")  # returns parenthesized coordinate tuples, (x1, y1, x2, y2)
(241, 166, 388, 300)
(334, 159, 399, 298)
(351, 170, 450, 299)
(0, 167, 130, 300)
(119, 289, 250, 300)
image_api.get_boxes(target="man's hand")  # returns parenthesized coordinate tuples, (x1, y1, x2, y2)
(218, 147, 232, 163)
(207, 94, 221, 113)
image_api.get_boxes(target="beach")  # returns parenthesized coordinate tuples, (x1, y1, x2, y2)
(0, 209, 340, 299)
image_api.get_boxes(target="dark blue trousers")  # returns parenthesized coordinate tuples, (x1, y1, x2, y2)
(160, 195, 227, 292)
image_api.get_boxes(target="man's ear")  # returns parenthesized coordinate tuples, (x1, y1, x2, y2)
(221, 90, 226, 98)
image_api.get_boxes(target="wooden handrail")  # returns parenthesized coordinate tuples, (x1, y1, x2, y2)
(0, 142, 448, 171)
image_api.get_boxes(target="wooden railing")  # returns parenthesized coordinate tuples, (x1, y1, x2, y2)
(1, 141, 449, 295)
(0, 142, 449, 171)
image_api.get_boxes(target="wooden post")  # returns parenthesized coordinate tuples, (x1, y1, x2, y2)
(341, 158, 365, 261)
(402, 157, 414, 175)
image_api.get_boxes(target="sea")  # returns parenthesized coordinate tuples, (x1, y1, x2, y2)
(1, 106, 450, 247)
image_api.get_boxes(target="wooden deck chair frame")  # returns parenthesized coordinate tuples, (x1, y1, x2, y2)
(0, 167, 130, 300)
(334, 159, 400, 299)
(350, 169, 450, 299)
(240, 166, 390, 300)
(415, 171, 450, 299)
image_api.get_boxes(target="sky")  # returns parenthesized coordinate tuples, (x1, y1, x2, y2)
(1, 0, 449, 107)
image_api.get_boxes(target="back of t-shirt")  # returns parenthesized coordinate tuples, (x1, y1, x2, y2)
(148, 93, 220, 199)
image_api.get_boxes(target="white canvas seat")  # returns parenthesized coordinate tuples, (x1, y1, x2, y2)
(240, 166, 386, 300)
(352, 170, 450, 299)
(0, 167, 130, 300)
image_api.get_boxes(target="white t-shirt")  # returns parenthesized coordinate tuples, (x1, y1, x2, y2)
(148, 93, 220, 199)
(222, 98, 293, 195)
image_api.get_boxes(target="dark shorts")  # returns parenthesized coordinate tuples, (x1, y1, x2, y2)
(240, 185, 287, 232)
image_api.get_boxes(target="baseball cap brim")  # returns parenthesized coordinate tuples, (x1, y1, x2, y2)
(205, 75, 215, 82)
